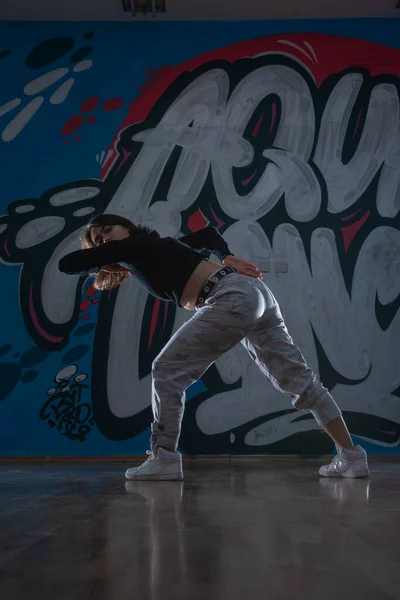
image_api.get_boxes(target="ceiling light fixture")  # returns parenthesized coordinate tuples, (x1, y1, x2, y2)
(122, 0, 166, 17)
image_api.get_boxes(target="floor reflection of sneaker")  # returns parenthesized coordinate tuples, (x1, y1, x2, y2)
(125, 448, 183, 481)
(319, 478, 371, 504)
(125, 481, 184, 504)
(319, 445, 369, 478)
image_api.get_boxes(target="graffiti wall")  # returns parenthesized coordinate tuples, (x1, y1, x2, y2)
(0, 20, 399, 456)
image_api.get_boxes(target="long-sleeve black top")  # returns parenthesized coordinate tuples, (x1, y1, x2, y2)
(58, 226, 233, 306)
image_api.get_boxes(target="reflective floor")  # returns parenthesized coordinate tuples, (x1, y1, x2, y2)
(0, 460, 399, 600)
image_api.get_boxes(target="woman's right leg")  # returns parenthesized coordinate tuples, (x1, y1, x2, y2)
(149, 301, 253, 456)
(125, 276, 264, 480)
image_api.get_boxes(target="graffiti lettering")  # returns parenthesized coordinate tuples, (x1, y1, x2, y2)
(111, 65, 399, 222)
(1, 41, 399, 453)
(39, 366, 93, 442)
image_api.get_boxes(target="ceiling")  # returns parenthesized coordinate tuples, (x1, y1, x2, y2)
(0, 0, 399, 21)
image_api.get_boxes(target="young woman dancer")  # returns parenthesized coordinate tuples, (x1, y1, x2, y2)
(58, 214, 369, 481)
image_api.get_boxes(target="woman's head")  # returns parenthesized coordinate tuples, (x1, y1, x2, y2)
(82, 213, 139, 249)
(82, 214, 154, 291)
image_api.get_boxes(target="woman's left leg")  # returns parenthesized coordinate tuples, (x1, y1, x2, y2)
(242, 314, 370, 477)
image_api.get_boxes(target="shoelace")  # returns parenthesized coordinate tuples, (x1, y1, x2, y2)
(331, 453, 346, 470)
(136, 451, 155, 470)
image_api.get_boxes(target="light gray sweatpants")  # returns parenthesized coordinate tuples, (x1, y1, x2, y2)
(151, 271, 342, 451)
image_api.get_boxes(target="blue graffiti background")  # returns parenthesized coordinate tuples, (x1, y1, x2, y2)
(0, 19, 399, 455)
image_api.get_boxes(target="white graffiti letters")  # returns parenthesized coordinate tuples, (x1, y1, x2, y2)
(314, 74, 400, 214)
(7, 57, 399, 450)
(113, 63, 400, 224)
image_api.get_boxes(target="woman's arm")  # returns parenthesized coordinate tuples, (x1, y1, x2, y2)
(178, 226, 234, 262)
(58, 238, 133, 275)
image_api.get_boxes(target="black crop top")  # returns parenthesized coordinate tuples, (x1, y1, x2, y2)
(58, 226, 234, 306)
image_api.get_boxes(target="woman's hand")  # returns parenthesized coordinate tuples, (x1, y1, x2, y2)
(222, 255, 263, 280)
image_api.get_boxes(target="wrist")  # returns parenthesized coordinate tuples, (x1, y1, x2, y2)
(222, 254, 234, 265)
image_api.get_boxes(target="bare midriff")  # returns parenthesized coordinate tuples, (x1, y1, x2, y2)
(179, 259, 224, 311)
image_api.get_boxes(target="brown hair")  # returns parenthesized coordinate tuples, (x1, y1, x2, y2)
(82, 214, 155, 291)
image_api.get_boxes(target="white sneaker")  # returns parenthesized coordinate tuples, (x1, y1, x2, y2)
(125, 448, 183, 481)
(319, 445, 369, 478)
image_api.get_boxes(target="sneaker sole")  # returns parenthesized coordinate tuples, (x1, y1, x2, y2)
(319, 468, 370, 478)
(125, 472, 184, 481)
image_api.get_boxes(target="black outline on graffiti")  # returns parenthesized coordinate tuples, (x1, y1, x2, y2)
(1, 53, 399, 452)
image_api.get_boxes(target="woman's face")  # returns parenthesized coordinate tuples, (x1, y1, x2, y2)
(90, 224, 130, 246)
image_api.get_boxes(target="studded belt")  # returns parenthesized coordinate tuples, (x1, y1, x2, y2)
(196, 266, 236, 306)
